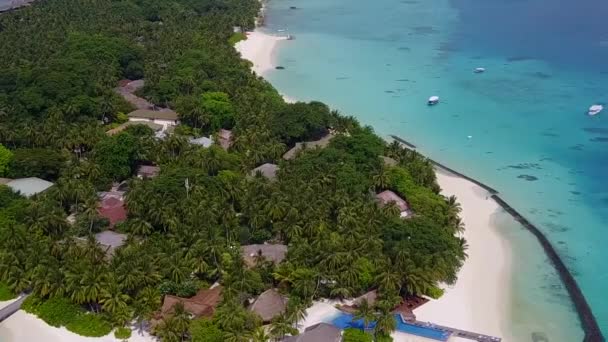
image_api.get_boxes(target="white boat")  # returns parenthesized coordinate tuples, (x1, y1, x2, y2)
(428, 96, 439, 105)
(474, 67, 486, 73)
(588, 104, 603, 116)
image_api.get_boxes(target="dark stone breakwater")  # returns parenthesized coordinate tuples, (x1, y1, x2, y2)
(391, 135, 604, 342)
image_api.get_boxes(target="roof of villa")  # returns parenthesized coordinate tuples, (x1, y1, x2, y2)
(106, 121, 163, 135)
(128, 109, 178, 121)
(218, 129, 232, 150)
(354, 289, 378, 307)
(376, 190, 410, 212)
(249, 289, 288, 322)
(283, 133, 334, 160)
(95, 230, 127, 256)
(137, 165, 160, 179)
(6, 177, 54, 197)
(241, 244, 288, 267)
(381, 156, 398, 167)
(98, 196, 127, 227)
(160, 286, 223, 318)
(189, 136, 214, 147)
(249, 163, 279, 181)
(282, 323, 342, 342)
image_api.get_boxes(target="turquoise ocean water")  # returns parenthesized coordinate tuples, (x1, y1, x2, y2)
(263, 0, 608, 340)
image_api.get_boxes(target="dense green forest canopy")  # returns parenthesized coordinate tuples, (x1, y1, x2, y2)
(0, 0, 466, 340)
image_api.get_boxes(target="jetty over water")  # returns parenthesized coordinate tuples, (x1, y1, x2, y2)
(0, 294, 29, 323)
(407, 318, 501, 341)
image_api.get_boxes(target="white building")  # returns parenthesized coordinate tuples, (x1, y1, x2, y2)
(128, 109, 178, 129)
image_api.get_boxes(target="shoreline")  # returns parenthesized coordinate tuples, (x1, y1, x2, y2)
(233, 13, 514, 340)
(235, 30, 296, 103)
(235, 6, 602, 340)
(0, 311, 155, 342)
(413, 169, 512, 339)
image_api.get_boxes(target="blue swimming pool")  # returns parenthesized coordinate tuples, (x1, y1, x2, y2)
(331, 313, 451, 341)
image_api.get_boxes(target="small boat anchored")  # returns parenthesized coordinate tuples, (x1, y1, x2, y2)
(428, 96, 439, 105)
(588, 104, 603, 116)
(474, 67, 486, 73)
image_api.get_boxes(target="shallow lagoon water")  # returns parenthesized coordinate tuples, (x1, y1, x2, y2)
(264, 0, 608, 339)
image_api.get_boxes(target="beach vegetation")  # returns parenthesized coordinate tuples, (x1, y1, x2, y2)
(343, 328, 373, 342)
(228, 32, 247, 45)
(22, 295, 112, 337)
(426, 285, 445, 299)
(190, 318, 224, 342)
(114, 326, 132, 340)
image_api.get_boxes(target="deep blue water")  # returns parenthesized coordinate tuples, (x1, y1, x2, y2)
(263, 0, 608, 340)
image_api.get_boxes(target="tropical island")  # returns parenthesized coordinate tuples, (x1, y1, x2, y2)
(0, 0, 474, 341)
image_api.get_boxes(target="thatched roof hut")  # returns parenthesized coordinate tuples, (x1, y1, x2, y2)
(242, 244, 287, 268)
(249, 163, 279, 181)
(249, 289, 288, 322)
(160, 286, 223, 318)
(376, 190, 412, 218)
(282, 133, 334, 160)
(282, 323, 341, 342)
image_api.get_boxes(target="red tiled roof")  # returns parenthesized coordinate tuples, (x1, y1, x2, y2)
(98, 197, 127, 227)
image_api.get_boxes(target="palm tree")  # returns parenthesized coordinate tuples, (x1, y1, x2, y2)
(374, 308, 396, 338)
(100, 276, 130, 315)
(127, 218, 153, 236)
(376, 269, 402, 293)
(251, 326, 270, 342)
(269, 313, 297, 341)
(286, 298, 308, 330)
(353, 298, 375, 332)
(372, 166, 390, 190)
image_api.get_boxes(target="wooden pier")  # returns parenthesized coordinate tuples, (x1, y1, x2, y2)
(409, 319, 501, 341)
(0, 294, 29, 323)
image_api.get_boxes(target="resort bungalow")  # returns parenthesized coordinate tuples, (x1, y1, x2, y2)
(249, 288, 288, 323)
(249, 163, 279, 181)
(375, 190, 412, 218)
(282, 323, 342, 342)
(380, 156, 398, 167)
(6, 177, 54, 197)
(338, 290, 378, 314)
(283, 133, 334, 160)
(94, 230, 127, 257)
(137, 165, 160, 179)
(114, 79, 150, 110)
(128, 109, 179, 138)
(241, 244, 288, 268)
(98, 193, 127, 228)
(106, 121, 163, 136)
(218, 129, 233, 150)
(159, 286, 223, 319)
(189, 136, 214, 148)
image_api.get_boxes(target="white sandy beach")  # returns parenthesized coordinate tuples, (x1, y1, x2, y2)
(235, 31, 286, 76)
(0, 311, 155, 342)
(413, 169, 512, 340)
(235, 30, 296, 103)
